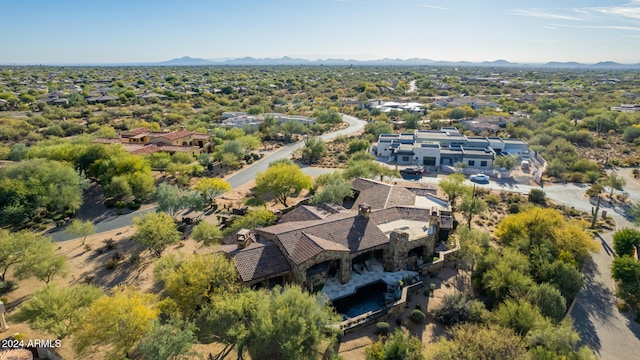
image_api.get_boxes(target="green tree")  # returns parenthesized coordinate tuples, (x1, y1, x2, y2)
(613, 228, 640, 257)
(191, 220, 223, 245)
(255, 163, 312, 206)
(542, 260, 584, 301)
(611, 256, 640, 306)
(525, 283, 567, 323)
(163, 254, 239, 319)
(19, 253, 67, 284)
(0, 229, 54, 282)
(526, 319, 595, 359)
(348, 139, 370, 154)
(603, 172, 626, 197)
(365, 121, 393, 138)
(225, 209, 277, 234)
(491, 298, 549, 336)
(133, 212, 181, 257)
(313, 171, 353, 205)
(425, 323, 528, 360)
(135, 318, 199, 360)
(493, 155, 517, 171)
(12, 284, 103, 340)
(455, 226, 490, 271)
(301, 136, 327, 164)
(439, 174, 470, 209)
(365, 328, 424, 360)
(66, 219, 96, 246)
(7, 143, 28, 161)
(432, 291, 487, 326)
(73, 287, 159, 360)
(459, 191, 487, 229)
(203, 284, 340, 360)
(155, 183, 204, 219)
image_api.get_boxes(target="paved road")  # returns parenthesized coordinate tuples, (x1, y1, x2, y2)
(49, 114, 366, 242)
(225, 114, 366, 188)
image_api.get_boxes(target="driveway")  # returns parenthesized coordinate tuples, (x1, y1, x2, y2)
(49, 114, 367, 242)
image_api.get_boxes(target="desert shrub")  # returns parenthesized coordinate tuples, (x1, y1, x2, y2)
(528, 189, 546, 204)
(508, 204, 520, 214)
(410, 309, 426, 324)
(484, 194, 501, 205)
(376, 322, 390, 335)
(432, 292, 487, 326)
(104, 238, 116, 250)
(105, 257, 120, 270)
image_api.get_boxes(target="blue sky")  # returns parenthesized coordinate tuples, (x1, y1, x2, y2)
(1, 0, 640, 64)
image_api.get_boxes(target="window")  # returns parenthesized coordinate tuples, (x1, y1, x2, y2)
(402, 156, 410, 162)
(423, 157, 436, 166)
(468, 160, 475, 166)
(480, 161, 487, 167)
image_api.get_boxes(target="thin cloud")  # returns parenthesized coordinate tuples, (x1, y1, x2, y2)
(550, 23, 640, 32)
(587, 2, 640, 20)
(510, 9, 583, 21)
(418, 4, 449, 11)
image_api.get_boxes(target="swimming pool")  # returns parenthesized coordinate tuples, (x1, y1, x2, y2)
(331, 280, 387, 319)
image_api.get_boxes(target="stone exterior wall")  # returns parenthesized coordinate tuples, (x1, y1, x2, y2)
(384, 230, 435, 272)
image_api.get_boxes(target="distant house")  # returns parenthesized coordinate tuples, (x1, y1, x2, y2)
(366, 100, 426, 114)
(139, 92, 169, 100)
(611, 104, 640, 113)
(438, 97, 499, 110)
(460, 116, 518, 134)
(220, 112, 316, 128)
(86, 95, 119, 104)
(92, 127, 212, 156)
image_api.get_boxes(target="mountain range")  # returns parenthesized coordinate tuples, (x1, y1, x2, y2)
(5, 56, 640, 68)
(155, 56, 640, 69)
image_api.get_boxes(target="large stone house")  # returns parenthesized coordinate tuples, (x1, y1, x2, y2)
(217, 179, 453, 292)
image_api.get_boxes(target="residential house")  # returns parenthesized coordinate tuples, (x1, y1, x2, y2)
(611, 104, 640, 113)
(92, 127, 212, 156)
(217, 179, 452, 298)
(374, 128, 528, 168)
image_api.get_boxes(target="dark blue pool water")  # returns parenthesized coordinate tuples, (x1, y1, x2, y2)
(332, 280, 386, 318)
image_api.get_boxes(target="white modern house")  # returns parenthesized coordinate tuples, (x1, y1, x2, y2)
(374, 128, 528, 169)
(221, 112, 316, 128)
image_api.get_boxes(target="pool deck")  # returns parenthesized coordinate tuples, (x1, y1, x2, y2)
(321, 259, 419, 301)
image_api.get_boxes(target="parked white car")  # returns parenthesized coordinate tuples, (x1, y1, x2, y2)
(469, 174, 490, 183)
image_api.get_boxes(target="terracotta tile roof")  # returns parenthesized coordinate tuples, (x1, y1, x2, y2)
(92, 138, 125, 144)
(219, 240, 291, 282)
(154, 130, 194, 141)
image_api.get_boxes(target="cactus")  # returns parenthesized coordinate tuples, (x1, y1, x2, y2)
(591, 196, 601, 228)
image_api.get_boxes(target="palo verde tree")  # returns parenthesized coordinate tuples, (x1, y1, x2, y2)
(73, 286, 159, 360)
(12, 284, 103, 340)
(439, 173, 470, 210)
(255, 162, 312, 206)
(193, 177, 231, 206)
(203, 284, 341, 360)
(132, 212, 181, 258)
(66, 219, 96, 246)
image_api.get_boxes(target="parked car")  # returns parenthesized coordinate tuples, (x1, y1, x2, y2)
(400, 166, 425, 176)
(469, 174, 490, 183)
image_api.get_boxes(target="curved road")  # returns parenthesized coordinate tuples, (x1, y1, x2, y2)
(49, 114, 367, 242)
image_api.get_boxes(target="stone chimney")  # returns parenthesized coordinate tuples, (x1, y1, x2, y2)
(237, 229, 251, 249)
(358, 203, 372, 219)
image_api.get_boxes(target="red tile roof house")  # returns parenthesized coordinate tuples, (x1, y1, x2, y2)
(216, 179, 454, 305)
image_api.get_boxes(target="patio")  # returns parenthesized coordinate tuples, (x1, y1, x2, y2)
(321, 258, 419, 300)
